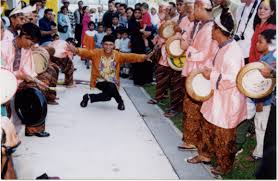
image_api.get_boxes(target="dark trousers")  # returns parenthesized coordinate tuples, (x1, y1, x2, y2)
(75, 24, 83, 47)
(89, 81, 123, 104)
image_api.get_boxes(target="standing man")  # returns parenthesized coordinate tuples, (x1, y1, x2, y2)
(234, 0, 260, 154)
(118, 3, 128, 28)
(62, 0, 75, 35)
(74, 0, 83, 47)
(39, 8, 57, 45)
(102, 0, 118, 28)
(97, 6, 104, 23)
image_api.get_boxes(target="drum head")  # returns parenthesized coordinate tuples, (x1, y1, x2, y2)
(186, 71, 213, 102)
(0, 69, 18, 104)
(167, 56, 186, 71)
(166, 37, 185, 57)
(237, 62, 276, 99)
(158, 21, 177, 39)
(32, 47, 49, 74)
(15, 88, 47, 126)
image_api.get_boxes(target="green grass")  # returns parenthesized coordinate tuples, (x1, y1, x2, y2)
(143, 84, 258, 179)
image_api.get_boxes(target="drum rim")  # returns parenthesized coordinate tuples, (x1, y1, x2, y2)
(14, 87, 47, 126)
(32, 47, 50, 74)
(236, 62, 276, 99)
(158, 21, 177, 39)
(167, 56, 186, 71)
(165, 37, 185, 58)
(186, 70, 214, 102)
(0, 68, 18, 104)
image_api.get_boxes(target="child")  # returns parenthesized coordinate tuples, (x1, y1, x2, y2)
(119, 28, 131, 78)
(82, 21, 97, 69)
(67, 35, 153, 110)
(114, 30, 122, 51)
(111, 15, 122, 38)
(105, 26, 113, 36)
(250, 29, 276, 161)
(141, 2, 152, 52)
(95, 23, 105, 48)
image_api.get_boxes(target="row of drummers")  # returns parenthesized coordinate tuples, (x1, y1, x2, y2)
(148, 0, 275, 175)
(1, 23, 78, 141)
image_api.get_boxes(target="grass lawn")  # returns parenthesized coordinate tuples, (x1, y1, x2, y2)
(143, 84, 259, 179)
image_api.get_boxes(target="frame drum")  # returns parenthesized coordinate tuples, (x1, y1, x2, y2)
(0, 69, 18, 104)
(14, 87, 47, 126)
(32, 47, 50, 74)
(186, 71, 213, 101)
(165, 37, 185, 57)
(158, 21, 177, 39)
(167, 56, 186, 71)
(236, 62, 276, 99)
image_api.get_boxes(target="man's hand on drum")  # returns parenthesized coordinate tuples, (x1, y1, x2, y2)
(33, 78, 49, 90)
(260, 65, 273, 78)
(202, 67, 212, 80)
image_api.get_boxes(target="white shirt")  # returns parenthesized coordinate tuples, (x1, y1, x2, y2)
(119, 38, 131, 53)
(235, 0, 260, 58)
(115, 39, 121, 50)
(150, 13, 159, 26)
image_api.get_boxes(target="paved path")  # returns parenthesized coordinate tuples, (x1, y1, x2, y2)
(13, 58, 214, 179)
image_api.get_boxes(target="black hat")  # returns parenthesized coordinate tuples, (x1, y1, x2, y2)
(102, 35, 115, 43)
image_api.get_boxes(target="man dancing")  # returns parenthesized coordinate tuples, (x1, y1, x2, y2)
(67, 35, 153, 110)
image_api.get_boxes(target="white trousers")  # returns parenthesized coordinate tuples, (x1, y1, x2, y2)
(253, 105, 271, 158)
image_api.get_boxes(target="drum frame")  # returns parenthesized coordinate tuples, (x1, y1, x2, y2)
(186, 70, 214, 102)
(0, 68, 18, 104)
(167, 56, 186, 71)
(165, 37, 185, 57)
(32, 47, 50, 74)
(236, 62, 276, 99)
(158, 21, 177, 39)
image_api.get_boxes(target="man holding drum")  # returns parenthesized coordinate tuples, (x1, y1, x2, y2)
(181, 0, 218, 151)
(187, 10, 247, 175)
(1, 23, 50, 137)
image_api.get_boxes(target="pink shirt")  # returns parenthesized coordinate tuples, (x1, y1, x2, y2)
(49, 40, 73, 59)
(201, 40, 247, 129)
(182, 21, 218, 77)
(2, 29, 14, 41)
(1, 40, 37, 84)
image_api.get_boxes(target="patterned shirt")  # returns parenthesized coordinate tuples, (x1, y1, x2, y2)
(68, 11, 75, 31)
(98, 55, 118, 85)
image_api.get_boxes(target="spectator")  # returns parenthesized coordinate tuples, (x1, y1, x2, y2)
(150, 7, 159, 34)
(95, 22, 105, 48)
(115, 2, 121, 13)
(58, 6, 72, 40)
(36, 0, 45, 19)
(140, 3, 153, 52)
(126, 7, 134, 20)
(118, 3, 128, 27)
(2, 9, 11, 28)
(102, 0, 118, 28)
(234, 0, 261, 154)
(114, 30, 121, 51)
(82, 21, 96, 69)
(248, 29, 276, 161)
(81, 6, 90, 44)
(119, 28, 132, 78)
(39, 8, 57, 45)
(135, 3, 142, 9)
(89, 8, 98, 23)
(105, 26, 113, 36)
(74, 0, 84, 47)
(212, 0, 239, 18)
(111, 15, 122, 38)
(249, 0, 276, 63)
(97, 6, 104, 23)
(62, 0, 75, 34)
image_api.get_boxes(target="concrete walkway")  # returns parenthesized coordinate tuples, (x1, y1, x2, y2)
(13, 58, 214, 179)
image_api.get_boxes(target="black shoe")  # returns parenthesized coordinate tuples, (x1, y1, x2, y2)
(117, 102, 125, 110)
(80, 94, 89, 107)
(25, 131, 50, 137)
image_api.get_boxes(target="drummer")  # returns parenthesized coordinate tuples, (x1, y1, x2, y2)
(67, 35, 153, 110)
(181, 0, 218, 151)
(1, 23, 50, 137)
(188, 10, 247, 175)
